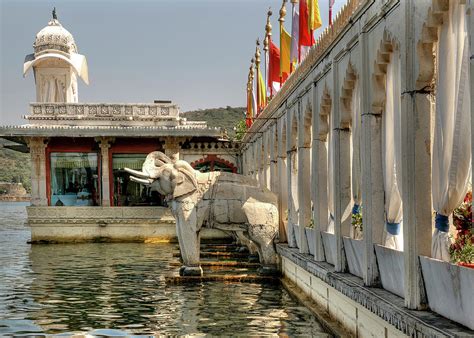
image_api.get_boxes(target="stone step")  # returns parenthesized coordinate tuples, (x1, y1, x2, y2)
(169, 261, 260, 268)
(172, 251, 251, 259)
(165, 274, 279, 284)
(175, 244, 247, 253)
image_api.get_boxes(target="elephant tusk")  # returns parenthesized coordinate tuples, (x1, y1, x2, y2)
(130, 176, 153, 185)
(124, 168, 150, 179)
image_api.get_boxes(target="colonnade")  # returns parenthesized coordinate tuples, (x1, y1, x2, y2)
(241, 0, 473, 314)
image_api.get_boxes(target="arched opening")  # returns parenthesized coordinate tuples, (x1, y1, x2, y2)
(340, 63, 361, 240)
(191, 155, 237, 173)
(372, 31, 403, 250)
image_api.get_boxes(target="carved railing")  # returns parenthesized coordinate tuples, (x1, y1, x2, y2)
(28, 103, 180, 120)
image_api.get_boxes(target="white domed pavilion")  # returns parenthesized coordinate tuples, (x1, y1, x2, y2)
(23, 9, 89, 103)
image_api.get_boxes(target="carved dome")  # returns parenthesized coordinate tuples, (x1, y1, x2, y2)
(33, 19, 77, 55)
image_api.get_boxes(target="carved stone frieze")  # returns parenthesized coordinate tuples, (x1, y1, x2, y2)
(28, 103, 181, 123)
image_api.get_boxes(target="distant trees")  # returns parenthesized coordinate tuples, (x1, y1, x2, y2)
(0, 148, 31, 192)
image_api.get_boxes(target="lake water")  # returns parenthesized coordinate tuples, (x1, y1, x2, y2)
(0, 202, 329, 336)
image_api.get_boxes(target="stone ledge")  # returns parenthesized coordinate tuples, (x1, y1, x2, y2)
(281, 277, 353, 338)
(277, 244, 474, 337)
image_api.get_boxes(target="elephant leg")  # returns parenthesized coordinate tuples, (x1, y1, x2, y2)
(173, 201, 203, 276)
(235, 230, 258, 255)
(247, 223, 279, 276)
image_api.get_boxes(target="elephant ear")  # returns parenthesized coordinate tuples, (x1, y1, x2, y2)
(172, 163, 198, 199)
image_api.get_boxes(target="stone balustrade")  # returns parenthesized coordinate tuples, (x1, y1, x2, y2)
(27, 102, 181, 124)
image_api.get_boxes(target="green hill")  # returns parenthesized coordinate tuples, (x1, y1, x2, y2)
(0, 141, 31, 192)
(181, 106, 245, 137)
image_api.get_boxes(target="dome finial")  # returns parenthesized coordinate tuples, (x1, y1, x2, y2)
(52, 7, 57, 20)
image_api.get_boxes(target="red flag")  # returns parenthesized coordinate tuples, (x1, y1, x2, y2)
(268, 40, 282, 93)
(299, 0, 312, 48)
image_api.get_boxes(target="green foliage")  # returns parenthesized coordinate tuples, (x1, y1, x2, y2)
(181, 106, 245, 137)
(450, 191, 474, 264)
(0, 146, 31, 192)
(351, 208, 363, 233)
(234, 119, 247, 141)
(450, 233, 474, 264)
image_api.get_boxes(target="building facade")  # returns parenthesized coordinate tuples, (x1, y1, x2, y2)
(241, 0, 474, 335)
(1, 15, 239, 243)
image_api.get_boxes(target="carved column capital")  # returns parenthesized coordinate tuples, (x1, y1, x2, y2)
(163, 136, 181, 160)
(95, 136, 115, 149)
(27, 137, 49, 155)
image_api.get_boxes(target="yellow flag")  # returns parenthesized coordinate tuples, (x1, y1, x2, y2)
(258, 69, 267, 110)
(280, 26, 291, 78)
(309, 0, 322, 31)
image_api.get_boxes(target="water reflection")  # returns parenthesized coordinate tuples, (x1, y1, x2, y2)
(0, 202, 329, 336)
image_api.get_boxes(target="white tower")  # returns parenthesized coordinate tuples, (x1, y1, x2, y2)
(23, 9, 89, 103)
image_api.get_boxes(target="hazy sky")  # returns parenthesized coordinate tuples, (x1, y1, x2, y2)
(0, 0, 344, 125)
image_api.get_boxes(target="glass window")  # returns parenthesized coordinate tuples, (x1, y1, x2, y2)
(50, 152, 100, 206)
(112, 154, 164, 206)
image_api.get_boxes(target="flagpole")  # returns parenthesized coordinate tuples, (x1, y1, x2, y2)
(250, 58, 255, 122)
(255, 39, 261, 115)
(297, 1, 301, 62)
(246, 62, 252, 127)
(265, 8, 273, 99)
(279, 0, 287, 88)
(329, 1, 333, 26)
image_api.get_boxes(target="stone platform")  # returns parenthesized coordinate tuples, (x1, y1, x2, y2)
(278, 244, 474, 337)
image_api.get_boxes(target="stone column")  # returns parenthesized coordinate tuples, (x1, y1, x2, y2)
(333, 127, 352, 272)
(359, 27, 385, 286)
(361, 112, 384, 286)
(286, 149, 297, 248)
(401, 0, 433, 309)
(260, 136, 268, 188)
(164, 137, 180, 161)
(264, 132, 272, 190)
(252, 142, 258, 181)
(286, 111, 298, 248)
(269, 125, 278, 193)
(332, 61, 351, 272)
(277, 118, 288, 243)
(96, 137, 113, 207)
(297, 144, 311, 254)
(312, 84, 327, 261)
(28, 137, 48, 206)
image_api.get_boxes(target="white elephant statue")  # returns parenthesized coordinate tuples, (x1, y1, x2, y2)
(126, 151, 279, 276)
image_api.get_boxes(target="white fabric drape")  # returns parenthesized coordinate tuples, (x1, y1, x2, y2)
(351, 79, 363, 240)
(327, 127, 335, 233)
(432, 1, 471, 260)
(382, 50, 403, 250)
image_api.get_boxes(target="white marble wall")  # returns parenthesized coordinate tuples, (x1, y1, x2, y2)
(240, 0, 473, 322)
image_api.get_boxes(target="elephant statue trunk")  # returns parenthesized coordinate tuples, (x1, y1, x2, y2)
(126, 151, 279, 276)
